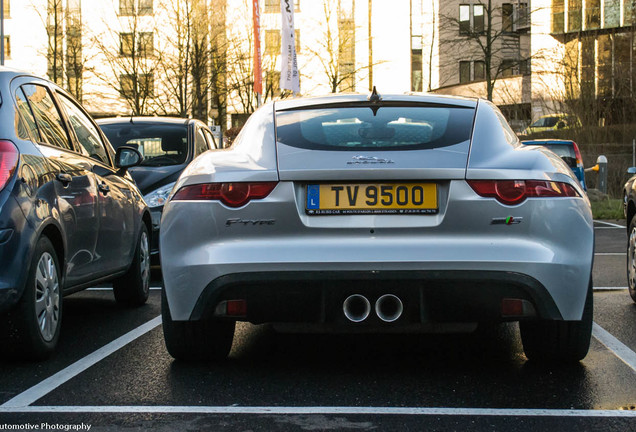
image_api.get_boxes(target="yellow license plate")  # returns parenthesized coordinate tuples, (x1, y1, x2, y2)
(306, 183, 438, 215)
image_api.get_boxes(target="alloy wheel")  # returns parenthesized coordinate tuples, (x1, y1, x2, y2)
(34, 252, 60, 342)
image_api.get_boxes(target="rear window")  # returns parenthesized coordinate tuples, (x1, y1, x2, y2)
(100, 123, 188, 167)
(542, 144, 577, 168)
(275, 105, 475, 151)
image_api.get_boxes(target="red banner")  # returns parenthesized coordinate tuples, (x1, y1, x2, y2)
(252, 0, 262, 95)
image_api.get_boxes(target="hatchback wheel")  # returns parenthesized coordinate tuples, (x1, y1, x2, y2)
(113, 224, 150, 307)
(520, 277, 593, 363)
(5, 236, 62, 360)
(628, 214, 636, 303)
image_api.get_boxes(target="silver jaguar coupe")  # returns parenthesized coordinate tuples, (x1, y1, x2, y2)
(160, 91, 594, 363)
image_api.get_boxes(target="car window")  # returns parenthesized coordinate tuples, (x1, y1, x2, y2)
(543, 144, 577, 168)
(57, 92, 110, 165)
(22, 84, 73, 151)
(194, 128, 209, 156)
(99, 123, 188, 167)
(276, 105, 475, 151)
(15, 87, 41, 141)
(202, 128, 218, 150)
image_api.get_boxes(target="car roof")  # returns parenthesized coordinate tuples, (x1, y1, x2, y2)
(96, 116, 194, 126)
(521, 139, 575, 145)
(274, 92, 478, 111)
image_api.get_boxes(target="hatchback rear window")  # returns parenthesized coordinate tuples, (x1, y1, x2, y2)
(100, 123, 188, 166)
(275, 105, 475, 151)
(541, 144, 577, 168)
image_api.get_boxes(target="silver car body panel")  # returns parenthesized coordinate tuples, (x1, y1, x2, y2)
(161, 95, 593, 323)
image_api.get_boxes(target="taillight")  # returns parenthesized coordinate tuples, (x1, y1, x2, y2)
(0, 140, 19, 192)
(572, 141, 584, 167)
(172, 182, 278, 207)
(468, 180, 579, 206)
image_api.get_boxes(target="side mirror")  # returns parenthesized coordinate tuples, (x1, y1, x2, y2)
(115, 146, 143, 169)
(628, 167, 636, 175)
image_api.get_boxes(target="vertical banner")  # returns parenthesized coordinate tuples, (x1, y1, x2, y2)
(252, 0, 263, 96)
(280, 0, 300, 94)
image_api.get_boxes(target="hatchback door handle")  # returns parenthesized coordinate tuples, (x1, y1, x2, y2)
(98, 182, 110, 195)
(56, 173, 72, 185)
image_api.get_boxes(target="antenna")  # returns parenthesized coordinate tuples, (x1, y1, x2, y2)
(368, 86, 381, 103)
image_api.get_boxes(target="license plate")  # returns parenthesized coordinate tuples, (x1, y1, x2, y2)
(306, 183, 438, 215)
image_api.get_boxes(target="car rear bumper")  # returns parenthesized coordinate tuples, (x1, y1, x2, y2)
(184, 270, 561, 326)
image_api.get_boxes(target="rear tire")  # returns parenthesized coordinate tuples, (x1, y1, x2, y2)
(4, 236, 62, 360)
(113, 224, 150, 307)
(627, 214, 636, 303)
(161, 288, 234, 361)
(520, 278, 593, 363)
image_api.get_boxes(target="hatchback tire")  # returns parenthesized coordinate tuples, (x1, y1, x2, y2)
(627, 214, 636, 303)
(113, 224, 150, 307)
(4, 236, 62, 360)
(520, 278, 593, 363)
(161, 289, 235, 361)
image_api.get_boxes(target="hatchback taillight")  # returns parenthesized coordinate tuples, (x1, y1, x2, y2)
(467, 180, 579, 206)
(0, 140, 19, 192)
(572, 141, 584, 168)
(172, 182, 278, 207)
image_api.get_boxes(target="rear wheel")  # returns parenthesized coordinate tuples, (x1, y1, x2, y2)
(4, 236, 62, 360)
(520, 278, 593, 363)
(113, 224, 150, 307)
(627, 214, 636, 302)
(161, 288, 235, 361)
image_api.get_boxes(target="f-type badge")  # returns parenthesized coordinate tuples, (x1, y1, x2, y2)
(491, 216, 523, 225)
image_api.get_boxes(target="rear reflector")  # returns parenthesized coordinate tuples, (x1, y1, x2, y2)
(0, 140, 19, 192)
(501, 298, 536, 317)
(172, 182, 278, 207)
(214, 300, 247, 317)
(467, 180, 579, 206)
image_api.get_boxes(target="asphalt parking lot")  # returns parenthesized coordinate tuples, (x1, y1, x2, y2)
(1, 220, 636, 431)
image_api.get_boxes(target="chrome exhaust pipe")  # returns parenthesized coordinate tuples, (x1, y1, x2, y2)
(375, 294, 403, 322)
(343, 294, 371, 323)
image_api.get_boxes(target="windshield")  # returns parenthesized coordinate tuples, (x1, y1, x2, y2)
(531, 116, 559, 128)
(275, 105, 475, 151)
(100, 123, 188, 167)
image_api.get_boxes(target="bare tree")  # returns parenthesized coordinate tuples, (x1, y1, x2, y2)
(304, 0, 377, 93)
(89, 2, 157, 115)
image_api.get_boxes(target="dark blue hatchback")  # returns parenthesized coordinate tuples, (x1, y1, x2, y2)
(0, 69, 152, 359)
(521, 139, 587, 191)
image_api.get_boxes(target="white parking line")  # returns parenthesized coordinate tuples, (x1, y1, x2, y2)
(1, 316, 162, 408)
(594, 287, 627, 291)
(595, 252, 626, 256)
(1, 405, 636, 417)
(86, 287, 162, 291)
(594, 221, 626, 229)
(593, 322, 636, 374)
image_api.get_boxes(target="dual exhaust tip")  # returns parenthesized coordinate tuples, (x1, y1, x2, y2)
(343, 294, 403, 323)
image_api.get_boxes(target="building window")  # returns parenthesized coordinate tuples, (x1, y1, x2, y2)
(2, 0, 10, 19)
(3, 36, 9, 59)
(604, 0, 620, 27)
(625, 0, 636, 25)
(585, 0, 600, 29)
(502, 3, 513, 32)
(120, 0, 152, 16)
(411, 49, 423, 91)
(459, 4, 470, 34)
(568, 0, 582, 32)
(120, 73, 154, 98)
(500, 59, 516, 77)
(265, 70, 280, 99)
(265, 30, 280, 56)
(459, 61, 470, 83)
(473, 5, 484, 34)
(264, 0, 300, 13)
(474, 60, 485, 80)
(551, 0, 564, 33)
(120, 32, 153, 57)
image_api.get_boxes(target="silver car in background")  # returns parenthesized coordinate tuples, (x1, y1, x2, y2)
(160, 92, 594, 363)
